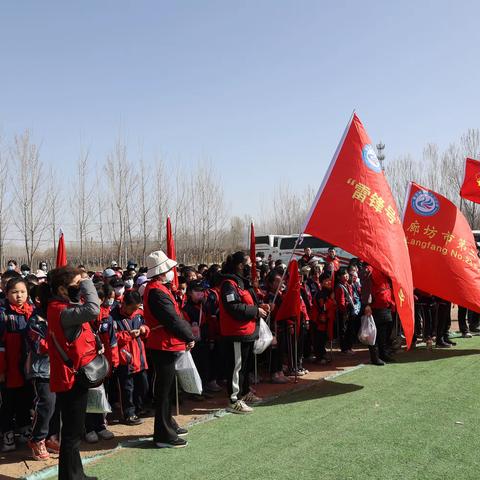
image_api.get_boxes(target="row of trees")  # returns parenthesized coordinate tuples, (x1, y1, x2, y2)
(0, 127, 478, 270)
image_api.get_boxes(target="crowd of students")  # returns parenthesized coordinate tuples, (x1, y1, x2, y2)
(0, 246, 469, 472)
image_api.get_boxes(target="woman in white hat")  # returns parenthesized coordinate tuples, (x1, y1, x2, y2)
(143, 250, 195, 448)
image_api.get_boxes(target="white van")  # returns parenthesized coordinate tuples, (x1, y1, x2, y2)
(255, 233, 353, 267)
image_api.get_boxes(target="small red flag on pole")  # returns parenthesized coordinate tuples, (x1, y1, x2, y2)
(460, 158, 480, 204)
(250, 221, 257, 285)
(302, 113, 415, 348)
(275, 259, 301, 331)
(56, 230, 67, 268)
(166, 216, 179, 290)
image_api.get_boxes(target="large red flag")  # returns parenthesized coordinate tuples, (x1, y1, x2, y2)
(303, 113, 415, 348)
(56, 231, 67, 268)
(403, 182, 480, 312)
(166, 216, 179, 290)
(250, 222, 257, 284)
(275, 260, 301, 330)
(460, 157, 480, 204)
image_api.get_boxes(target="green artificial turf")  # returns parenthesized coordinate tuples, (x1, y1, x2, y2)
(83, 339, 480, 479)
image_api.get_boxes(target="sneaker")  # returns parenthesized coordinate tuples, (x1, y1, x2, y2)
(45, 436, 60, 454)
(227, 399, 253, 414)
(97, 429, 115, 440)
(462, 332, 473, 338)
(125, 415, 143, 426)
(155, 438, 188, 448)
(176, 427, 188, 437)
(1, 431, 15, 452)
(243, 392, 262, 404)
(271, 372, 290, 384)
(85, 430, 99, 443)
(28, 439, 50, 461)
(205, 380, 223, 392)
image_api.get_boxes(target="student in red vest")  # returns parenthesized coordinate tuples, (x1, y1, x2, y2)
(47, 266, 101, 480)
(143, 250, 195, 449)
(219, 251, 268, 414)
(0, 277, 34, 452)
(335, 267, 356, 354)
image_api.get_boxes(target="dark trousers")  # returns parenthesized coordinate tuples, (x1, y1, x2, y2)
(150, 349, 179, 443)
(31, 378, 60, 441)
(313, 327, 328, 359)
(0, 384, 31, 432)
(372, 308, 393, 359)
(225, 340, 253, 403)
(338, 312, 356, 352)
(436, 302, 451, 342)
(57, 382, 89, 480)
(458, 306, 468, 333)
(191, 341, 210, 386)
(117, 367, 148, 418)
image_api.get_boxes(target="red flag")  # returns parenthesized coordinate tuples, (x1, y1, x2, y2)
(303, 113, 415, 348)
(56, 231, 67, 268)
(403, 182, 480, 312)
(275, 260, 301, 330)
(166, 216, 179, 290)
(460, 157, 480, 204)
(250, 222, 257, 284)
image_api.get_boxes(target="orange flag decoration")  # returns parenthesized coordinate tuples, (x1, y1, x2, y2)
(460, 157, 480, 204)
(56, 231, 67, 268)
(403, 182, 480, 312)
(250, 222, 257, 284)
(275, 259, 301, 330)
(303, 113, 415, 348)
(166, 216, 179, 290)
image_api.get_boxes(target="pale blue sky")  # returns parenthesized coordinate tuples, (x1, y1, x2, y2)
(1, 1, 479, 219)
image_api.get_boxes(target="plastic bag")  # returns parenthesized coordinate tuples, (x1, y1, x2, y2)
(358, 315, 377, 346)
(253, 318, 273, 355)
(175, 350, 202, 395)
(86, 384, 112, 414)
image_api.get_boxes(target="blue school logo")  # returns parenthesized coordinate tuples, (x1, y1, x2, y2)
(362, 144, 382, 173)
(411, 190, 440, 216)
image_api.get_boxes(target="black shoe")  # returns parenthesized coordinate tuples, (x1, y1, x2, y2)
(83, 476, 98, 480)
(435, 340, 451, 348)
(371, 358, 385, 366)
(443, 337, 456, 346)
(155, 437, 188, 448)
(125, 415, 143, 426)
(176, 427, 188, 437)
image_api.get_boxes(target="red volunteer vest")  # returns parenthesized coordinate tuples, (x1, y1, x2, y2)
(143, 280, 186, 352)
(47, 299, 98, 392)
(219, 279, 256, 337)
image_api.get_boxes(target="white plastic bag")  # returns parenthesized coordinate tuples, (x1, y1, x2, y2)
(358, 315, 377, 346)
(86, 384, 112, 414)
(175, 350, 203, 395)
(253, 318, 273, 355)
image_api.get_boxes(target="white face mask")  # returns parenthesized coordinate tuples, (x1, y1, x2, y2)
(124, 279, 134, 289)
(107, 298, 115, 306)
(164, 270, 175, 283)
(114, 287, 125, 296)
(7, 265, 15, 271)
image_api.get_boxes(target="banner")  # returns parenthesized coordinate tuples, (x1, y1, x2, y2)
(403, 182, 480, 312)
(56, 231, 67, 268)
(460, 157, 480, 204)
(166, 216, 179, 290)
(302, 113, 415, 347)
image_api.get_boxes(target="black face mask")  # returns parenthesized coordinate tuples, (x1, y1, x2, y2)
(243, 264, 251, 279)
(67, 285, 81, 303)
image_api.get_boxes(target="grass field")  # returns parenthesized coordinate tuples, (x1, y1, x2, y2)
(79, 339, 480, 480)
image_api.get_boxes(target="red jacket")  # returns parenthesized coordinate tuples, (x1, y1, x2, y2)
(0, 302, 33, 388)
(112, 306, 149, 373)
(371, 268, 395, 310)
(144, 280, 187, 352)
(335, 281, 354, 315)
(311, 289, 336, 339)
(93, 306, 119, 370)
(47, 299, 98, 392)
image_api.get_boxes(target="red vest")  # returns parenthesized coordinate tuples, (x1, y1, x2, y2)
(143, 280, 186, 352)
(47, 299, 98, 392)
(219, 280, 256, 337)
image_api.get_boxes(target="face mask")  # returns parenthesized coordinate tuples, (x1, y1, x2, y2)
(67, 285, 81, 303)
(243, 264, 251, 278)
(164, 270, 175, 283)
(22, 270, 29, 276)
(107, 298, 115, 306)
(7, 265, 15, 271)
(179, 288, 186, 295)
(114, 287, 125, 297)
(124, 279, 134, 289)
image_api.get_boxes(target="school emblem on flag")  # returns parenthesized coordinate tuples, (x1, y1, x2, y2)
(411, 190, 440, 217)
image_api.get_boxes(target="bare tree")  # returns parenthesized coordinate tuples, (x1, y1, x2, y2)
(0, 137, 9, 269)
(11, 130, 47, 265)
(154, 156, 170, 247)
(71, 148, 92, 262)
(46, 166, 62, 260)
(138, 158, 153, 264)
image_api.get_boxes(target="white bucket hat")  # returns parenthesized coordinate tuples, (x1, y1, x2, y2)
(146, 250, 177, 279)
